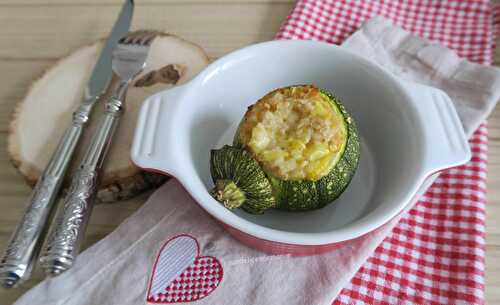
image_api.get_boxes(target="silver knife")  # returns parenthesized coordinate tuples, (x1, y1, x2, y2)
(0, 0, 134, 288)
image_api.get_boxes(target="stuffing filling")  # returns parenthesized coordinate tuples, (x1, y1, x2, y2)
(239, 85, 347, 181)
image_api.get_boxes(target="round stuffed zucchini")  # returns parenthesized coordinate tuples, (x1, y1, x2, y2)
(210, 85, 360, 213)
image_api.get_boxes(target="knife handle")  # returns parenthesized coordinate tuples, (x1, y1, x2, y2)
(40, 89, 125, 276)
(0, 99, 96, 288)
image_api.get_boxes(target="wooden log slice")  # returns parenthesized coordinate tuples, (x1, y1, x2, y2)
(8, 33, 210, 203)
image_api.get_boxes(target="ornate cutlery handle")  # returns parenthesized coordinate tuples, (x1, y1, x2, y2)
(38, 166, 99, 275)
(0, 100, 95, 288)
(40, 85, 126, 276)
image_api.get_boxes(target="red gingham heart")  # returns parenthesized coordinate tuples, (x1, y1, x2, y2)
(146, 234, 223, 303)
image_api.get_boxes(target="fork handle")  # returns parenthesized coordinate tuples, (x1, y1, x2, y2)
(0, 98, 96, 288)
(39, 84, 127, 276)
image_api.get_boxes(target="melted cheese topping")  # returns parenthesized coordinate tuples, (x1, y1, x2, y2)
(239, 85, 347, 181)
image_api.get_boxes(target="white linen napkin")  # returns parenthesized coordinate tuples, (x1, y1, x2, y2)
(13, 17, 500, 305)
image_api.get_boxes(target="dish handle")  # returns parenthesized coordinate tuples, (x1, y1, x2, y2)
(400, 80, 471, 175)
(131, 85, 186, 177)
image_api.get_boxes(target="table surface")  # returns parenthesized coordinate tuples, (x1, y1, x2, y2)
(0, 1, 498, 304)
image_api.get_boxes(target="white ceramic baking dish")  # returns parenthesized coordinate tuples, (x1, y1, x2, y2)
(131, 40, 470, 255)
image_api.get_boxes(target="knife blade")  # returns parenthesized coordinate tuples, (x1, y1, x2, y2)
(86, 0, 134, 99)
(0, 0, 134, 288)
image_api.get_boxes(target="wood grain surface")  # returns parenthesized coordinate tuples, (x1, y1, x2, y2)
(0, 1, 498, 304)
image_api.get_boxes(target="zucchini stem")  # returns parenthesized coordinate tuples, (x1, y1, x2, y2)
(210, 180, 246, 209)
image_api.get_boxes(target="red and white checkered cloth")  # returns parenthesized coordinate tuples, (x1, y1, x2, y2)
(276, 1, 497, 304)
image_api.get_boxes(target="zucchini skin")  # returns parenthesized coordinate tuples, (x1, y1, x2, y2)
(210, 145, 276, 214)
(211, 86, 360, 213)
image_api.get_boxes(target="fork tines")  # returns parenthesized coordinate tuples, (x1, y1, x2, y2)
(119, 30, 158, 45)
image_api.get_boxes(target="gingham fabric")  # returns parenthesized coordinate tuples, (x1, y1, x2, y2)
(276, 1, 496, 304)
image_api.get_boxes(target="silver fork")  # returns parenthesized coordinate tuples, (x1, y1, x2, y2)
(39, 31, 157, 276)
